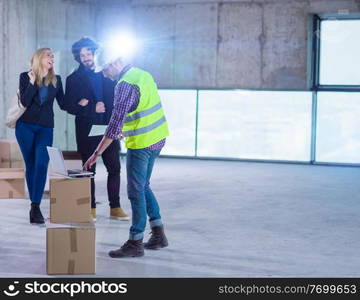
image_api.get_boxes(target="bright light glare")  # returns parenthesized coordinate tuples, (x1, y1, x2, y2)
(105, 32, 140, 61)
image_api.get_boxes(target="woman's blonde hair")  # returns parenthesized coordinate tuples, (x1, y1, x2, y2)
(30, 48, 57, 88)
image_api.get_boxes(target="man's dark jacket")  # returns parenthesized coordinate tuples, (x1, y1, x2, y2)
(64, 65, 116, 152)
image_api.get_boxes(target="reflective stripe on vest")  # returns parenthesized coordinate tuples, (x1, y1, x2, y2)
(123, 116, 167, 137)
(124, 102, 162, 123)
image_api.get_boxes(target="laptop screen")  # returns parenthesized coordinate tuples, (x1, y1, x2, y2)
(47, 147, 67, 176)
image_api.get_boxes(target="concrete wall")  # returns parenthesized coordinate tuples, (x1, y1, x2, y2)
(1, 0, 360, 148)
(126, 0, 360, 89)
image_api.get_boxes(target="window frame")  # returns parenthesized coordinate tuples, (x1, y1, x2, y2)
(311, 13, 360, 91)
(308, 13, 360, 166)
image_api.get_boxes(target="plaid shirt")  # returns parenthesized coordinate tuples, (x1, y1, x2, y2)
(104, 65, 165, 150)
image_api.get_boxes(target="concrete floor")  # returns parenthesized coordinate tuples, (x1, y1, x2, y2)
(1, 157, 360, 277)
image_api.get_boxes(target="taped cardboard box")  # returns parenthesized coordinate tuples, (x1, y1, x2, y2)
(0, 168, 25, 199)
(50, 177, 91, 223)
(0, 140, 24, 168)
(47, 224, 95, 275)
(46, 159, 83, 194)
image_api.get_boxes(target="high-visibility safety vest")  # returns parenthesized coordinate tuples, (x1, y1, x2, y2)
(118, 67, 169, 149)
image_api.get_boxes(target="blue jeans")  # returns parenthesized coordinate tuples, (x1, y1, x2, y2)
(127, 148, 163, 240)
(15, 121, 53, 204)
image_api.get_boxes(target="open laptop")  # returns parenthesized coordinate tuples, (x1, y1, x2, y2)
(47, 146, 93, 178)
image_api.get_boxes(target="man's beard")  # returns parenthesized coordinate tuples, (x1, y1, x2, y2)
(83, 61, 95, 69)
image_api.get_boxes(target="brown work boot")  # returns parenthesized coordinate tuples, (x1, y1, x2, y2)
(110, 207, 130, 221)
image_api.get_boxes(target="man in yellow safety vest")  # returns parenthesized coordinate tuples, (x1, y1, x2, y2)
(84, 57, 169, 258)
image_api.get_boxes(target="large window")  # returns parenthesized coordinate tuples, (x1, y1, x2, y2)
(316, 92, 360, 164)
(158, 90, 197, 156)
(319, 20, 360, 85)
(197, 90, 312, 161)
(313, 14, 360, 165)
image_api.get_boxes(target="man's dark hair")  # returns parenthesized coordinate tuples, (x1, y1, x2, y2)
(71, 37, 99, 63)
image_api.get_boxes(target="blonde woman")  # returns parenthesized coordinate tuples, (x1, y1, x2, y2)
(16, 48, 66, 224)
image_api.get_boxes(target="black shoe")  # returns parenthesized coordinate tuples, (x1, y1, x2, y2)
(29, 203, 45, 224)
(108, 239, 144, 258)
(144, 225, 168, 250)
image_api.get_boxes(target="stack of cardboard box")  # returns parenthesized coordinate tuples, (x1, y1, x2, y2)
(0, 140, 25, 199)
(47, 176, 96, 275)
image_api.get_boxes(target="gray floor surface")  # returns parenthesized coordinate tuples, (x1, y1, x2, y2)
(1, 157, 360, 277)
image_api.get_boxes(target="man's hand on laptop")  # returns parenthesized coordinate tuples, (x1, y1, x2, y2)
(83, 151, 100, 170)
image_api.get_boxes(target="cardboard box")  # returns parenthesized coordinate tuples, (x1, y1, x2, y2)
(50, 177, 91, 223)
(0, 168, 25, 198)
(47, 225, 96, 275)
(45, 158, 83, 194)
(0, 140, 24, 168)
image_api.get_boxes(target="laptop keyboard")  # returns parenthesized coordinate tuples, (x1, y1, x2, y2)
(67, 169, 84, 175)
